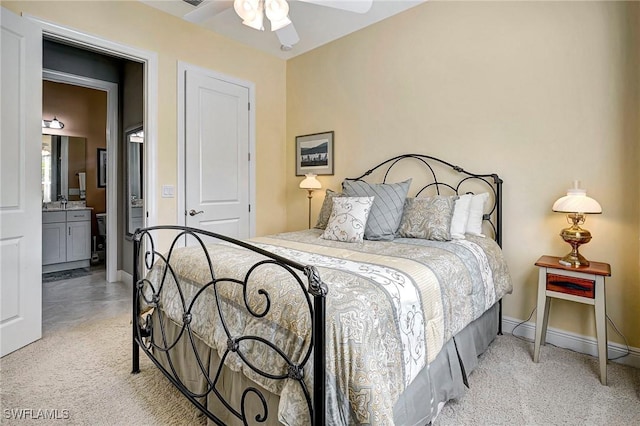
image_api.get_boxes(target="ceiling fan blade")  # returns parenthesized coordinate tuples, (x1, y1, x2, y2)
(299, 0, 373, 14)
(183, 0, 233, 23)
(276, 23, 300, 49)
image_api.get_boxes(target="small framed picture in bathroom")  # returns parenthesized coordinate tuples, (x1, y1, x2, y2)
(97, 148, 107, 188)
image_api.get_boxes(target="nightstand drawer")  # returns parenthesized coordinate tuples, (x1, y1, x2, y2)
(546, 273, 595, 298)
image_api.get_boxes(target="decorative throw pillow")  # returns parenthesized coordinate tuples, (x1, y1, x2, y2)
(397, 196, 458, 241)
(314, 189, 342, 230)
(342, 179, 412, 241)
(449, 193, 473, 239)
(466, 192, 489, 237)
(321, 197, 374, 243)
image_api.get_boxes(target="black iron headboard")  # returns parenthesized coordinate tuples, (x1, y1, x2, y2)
(345, 154, 503, 247)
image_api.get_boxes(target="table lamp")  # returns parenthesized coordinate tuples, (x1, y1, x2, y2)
(299, 174, 321, 228)
(552, 180, 602, 267)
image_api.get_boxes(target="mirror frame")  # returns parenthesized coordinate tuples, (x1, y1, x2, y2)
(126, 125, 144, 236)
(42, 134, 87, 204)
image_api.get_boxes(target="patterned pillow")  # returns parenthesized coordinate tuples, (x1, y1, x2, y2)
(397, 196, 458, 241)
(321, 197, 374, 243)
(314, 189, 342, 230)
(342, 179, 411, 241)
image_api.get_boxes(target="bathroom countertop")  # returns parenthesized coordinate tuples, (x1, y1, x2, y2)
(42, 206, 93, 212)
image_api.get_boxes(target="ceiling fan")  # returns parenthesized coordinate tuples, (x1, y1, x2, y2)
(182, 0, 373, 50)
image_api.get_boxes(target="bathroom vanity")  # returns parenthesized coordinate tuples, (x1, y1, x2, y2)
(42, 208, 91, 273)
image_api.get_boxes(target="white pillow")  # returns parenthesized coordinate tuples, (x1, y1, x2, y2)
(466, 192, 489, 237)
(449, 193, 472, 239)
(321, 197, 374, 243)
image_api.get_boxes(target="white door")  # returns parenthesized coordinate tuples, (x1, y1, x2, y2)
(185, 69, 250, 239)
(1, 8, 43, 357)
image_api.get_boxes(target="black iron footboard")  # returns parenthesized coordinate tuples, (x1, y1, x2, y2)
(131, 226, 328, 425)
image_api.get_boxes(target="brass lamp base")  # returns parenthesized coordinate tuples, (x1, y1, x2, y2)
(559, 213, 592, 268)
(559, 250, 590, 268)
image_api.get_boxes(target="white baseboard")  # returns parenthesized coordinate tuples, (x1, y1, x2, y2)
(503, 315, 640, 369)
(117, 270, 133, 286)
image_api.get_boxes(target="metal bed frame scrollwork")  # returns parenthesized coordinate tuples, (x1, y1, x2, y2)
(131, 153, 503, 426)
(132, 227, 328, 425)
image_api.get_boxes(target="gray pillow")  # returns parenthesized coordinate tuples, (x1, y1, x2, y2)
(397, 196, 458, 241)
(314, 189, 342, 230)
(342, 179, 412, 241)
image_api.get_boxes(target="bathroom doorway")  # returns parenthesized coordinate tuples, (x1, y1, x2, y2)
(41, 37, 145, 283)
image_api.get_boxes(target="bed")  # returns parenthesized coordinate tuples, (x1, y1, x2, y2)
(131, 153, 512, 425)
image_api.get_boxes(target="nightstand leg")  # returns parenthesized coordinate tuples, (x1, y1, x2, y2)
(533, 268, 548, 363)
(594, 276, 607, 385)
(541, 297, 551, 344)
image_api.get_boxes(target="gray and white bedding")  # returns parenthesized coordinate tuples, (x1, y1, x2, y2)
(142, 229, 512, 425)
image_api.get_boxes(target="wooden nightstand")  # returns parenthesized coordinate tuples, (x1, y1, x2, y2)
(533, 255, 611, 385)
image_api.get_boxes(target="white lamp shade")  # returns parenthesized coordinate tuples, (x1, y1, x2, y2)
(234, 0, 292, 32)
(299, 174, 322, 190)
(42, 117, 64, 129)
(234, 0, 260, 21)
(265, 0, 289, 21)
(552, 182, 602, 214)
(242, 15, 264, 31)
(49, 117, 64, 129)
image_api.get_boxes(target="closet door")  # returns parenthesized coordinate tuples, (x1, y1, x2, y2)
(184, 68, 251, 239)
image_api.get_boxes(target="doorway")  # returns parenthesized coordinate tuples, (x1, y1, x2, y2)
(33, 17, 159, 283)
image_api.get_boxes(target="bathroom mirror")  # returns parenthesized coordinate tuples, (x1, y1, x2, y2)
(42, 135, 87, 203)
(127, 126, 144, 235)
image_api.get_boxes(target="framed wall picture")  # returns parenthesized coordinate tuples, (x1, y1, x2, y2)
(97, 148, 107, 188)
(295, 131, 334, 176)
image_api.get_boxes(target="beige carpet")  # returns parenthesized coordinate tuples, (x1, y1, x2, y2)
(1, 314, 206, 426)
(436, 335, 640, 425)
(1, 313, 639, 425)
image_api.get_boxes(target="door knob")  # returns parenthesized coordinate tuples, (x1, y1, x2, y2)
(189, 209, 204, 216)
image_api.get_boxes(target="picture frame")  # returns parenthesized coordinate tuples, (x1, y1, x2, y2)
(97, 148, 107, 188)
(295, 131, 334, 176)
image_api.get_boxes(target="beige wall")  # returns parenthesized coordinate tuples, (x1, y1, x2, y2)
(8, 1, 639, 347)
(287, 1, 640, 347)
(4, 0, 289, 237)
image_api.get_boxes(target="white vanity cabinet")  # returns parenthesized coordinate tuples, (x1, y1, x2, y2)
(42, 211, 66, 265)
(42, 209, 91, 273)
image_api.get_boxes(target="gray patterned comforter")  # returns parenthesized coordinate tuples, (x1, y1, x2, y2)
(142, 229, 512, 425)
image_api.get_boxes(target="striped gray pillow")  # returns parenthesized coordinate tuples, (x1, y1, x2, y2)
(342, 179, 412, 241)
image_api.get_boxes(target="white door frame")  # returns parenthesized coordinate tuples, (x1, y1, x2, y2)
(42, 69, 118, 280)
(26, 15, 158, 283)
(176, 61, 256, 236)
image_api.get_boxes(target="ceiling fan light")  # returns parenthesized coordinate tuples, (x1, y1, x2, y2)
(265, 0, 289, 21)
(242, 11, 264, 31)
(269, 16, 291, 31)
(234, 0, 260, 22)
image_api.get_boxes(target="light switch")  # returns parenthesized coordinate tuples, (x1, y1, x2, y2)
(162, 185, 175, 198)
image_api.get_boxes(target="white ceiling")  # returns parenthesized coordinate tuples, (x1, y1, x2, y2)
(141, 0, 426, 59)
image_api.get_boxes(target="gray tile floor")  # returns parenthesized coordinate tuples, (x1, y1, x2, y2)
(42, 265, 131, 334)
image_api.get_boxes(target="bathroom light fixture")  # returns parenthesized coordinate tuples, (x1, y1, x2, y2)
(552, 180, 602, 267)
(299, 173, 322, 229)
(42, 116, 64, 129)
(233, 0, 291, 31)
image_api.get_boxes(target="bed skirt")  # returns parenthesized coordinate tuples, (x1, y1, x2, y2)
(151, 302, 498, 426)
